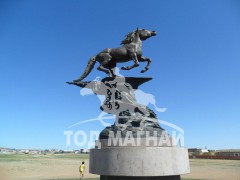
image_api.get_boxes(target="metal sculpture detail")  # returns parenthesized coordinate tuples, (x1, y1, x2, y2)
(73, 29, 156, 82)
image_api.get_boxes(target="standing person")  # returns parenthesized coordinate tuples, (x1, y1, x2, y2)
(79, 161, 86, 179)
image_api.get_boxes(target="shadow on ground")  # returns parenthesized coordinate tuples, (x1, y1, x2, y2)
(44, 178, 204, 180)
(44, 179, 99, 180)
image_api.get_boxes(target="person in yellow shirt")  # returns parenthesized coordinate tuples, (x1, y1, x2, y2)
(79, 161, 86, 179)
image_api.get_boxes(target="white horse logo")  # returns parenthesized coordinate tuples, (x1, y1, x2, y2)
(134, 90, 167, 113)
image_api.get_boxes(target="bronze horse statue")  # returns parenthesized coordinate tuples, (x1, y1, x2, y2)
(73, 28, 157, 82)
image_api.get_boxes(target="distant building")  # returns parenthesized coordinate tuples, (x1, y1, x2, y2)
(200, 149, 209, 153)
(75, 150, 80, 154)
(215, 149, 240, 157)
(0, 148, 7, 153)
(0, 148, 16, 154)
(63, 150, 74, 153)
(188, 148, 209, 156)
(29, 150, 41, 154)
(82, 149, 90, 154)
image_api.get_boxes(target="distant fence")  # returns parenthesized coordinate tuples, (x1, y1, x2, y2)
(190, 155, 240, 160)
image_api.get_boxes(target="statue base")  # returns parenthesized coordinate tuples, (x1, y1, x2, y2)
(89, 146, 190, 179)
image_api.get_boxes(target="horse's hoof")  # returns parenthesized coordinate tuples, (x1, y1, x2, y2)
(141, 70, 145, 73)
(121, 66, 127, 70)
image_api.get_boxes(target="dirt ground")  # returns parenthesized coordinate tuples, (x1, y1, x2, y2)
(0, 154, 240, 180)
(0, 154, 98, 180)
(182, 159, 240, 180)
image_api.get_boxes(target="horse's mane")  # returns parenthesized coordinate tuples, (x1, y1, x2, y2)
(121, 30, 137, 45)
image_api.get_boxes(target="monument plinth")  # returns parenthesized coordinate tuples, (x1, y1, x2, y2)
(91, 147, 189, 180)
(67, 28, 190, 180)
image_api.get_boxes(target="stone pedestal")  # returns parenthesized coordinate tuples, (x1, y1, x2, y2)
(90, 146, 190, 179)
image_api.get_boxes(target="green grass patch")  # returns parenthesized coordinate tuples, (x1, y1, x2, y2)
(53, 153, 89, 160)
(0, 153, 90, 162)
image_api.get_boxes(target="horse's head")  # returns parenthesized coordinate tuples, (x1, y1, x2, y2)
(137, 29, 157, 41)
(121, 28, 157, 45)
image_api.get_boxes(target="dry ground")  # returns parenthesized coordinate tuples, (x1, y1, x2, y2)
(182, 159, 240, 180)
(0, 154, 98, 180)
(0, 154, 240, 180)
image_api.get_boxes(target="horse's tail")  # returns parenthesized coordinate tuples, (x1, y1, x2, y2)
(73, 56, 97, 82)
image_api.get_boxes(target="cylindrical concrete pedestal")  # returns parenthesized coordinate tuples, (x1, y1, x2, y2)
(90, 147, 190, 178)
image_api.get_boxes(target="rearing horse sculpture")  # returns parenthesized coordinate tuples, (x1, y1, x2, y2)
(73, 28, 157, 82)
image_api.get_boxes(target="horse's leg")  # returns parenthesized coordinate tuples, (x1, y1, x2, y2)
(97, 54, 115, 77)
(97, 65, 111, 76)
(108, 61, 116, 78)
(97, 54, 114, 77)
(121, 53, 139, 70)
(139, 56, 151, 73)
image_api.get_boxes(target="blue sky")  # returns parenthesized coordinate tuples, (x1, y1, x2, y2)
(0, 0, 240, 150)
